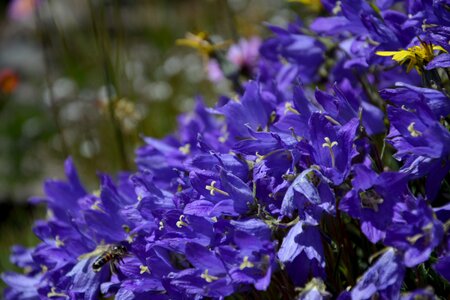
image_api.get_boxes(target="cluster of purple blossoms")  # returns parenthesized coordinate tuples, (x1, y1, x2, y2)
(3, 0, 450, 299)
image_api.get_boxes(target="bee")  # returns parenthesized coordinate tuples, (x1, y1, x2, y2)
(92, 243, 127, 274)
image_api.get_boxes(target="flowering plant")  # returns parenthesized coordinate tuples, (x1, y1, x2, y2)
(3, 0, 450, 299)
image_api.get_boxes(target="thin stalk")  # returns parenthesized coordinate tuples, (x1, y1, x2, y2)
(222, 0, 238, 41)
(35, 3, 69, 157)
(356, 71, 384, 111)
(88, 0, 129, 170)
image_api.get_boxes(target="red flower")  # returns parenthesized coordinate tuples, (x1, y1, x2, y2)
(0, 69, 19, 94)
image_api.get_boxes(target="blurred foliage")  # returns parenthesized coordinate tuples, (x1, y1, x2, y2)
(0, 0, 304, 292)
(0, 0, 297, 197)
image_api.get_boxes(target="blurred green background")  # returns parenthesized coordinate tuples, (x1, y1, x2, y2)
(0, 0, 305, 293)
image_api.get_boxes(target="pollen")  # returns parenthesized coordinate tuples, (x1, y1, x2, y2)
(201, 269, 219, 283)
(376, 41, 446, 74)
(55, 235, 64, 248)
(176, 215, 189, 228)
(239, 256, 255, 270)
(179, 143, 191, 155)
(407, 122, 422, 137)
(47, 287, 69, 299)
(122, 224, 131, 233)
(159, 220, 165, 230)
(139, 265, 151, 274)
(255, 152, 265, 163)
(126, 233, 137, 243)
(406, 233, 423, 245)
(284, 102, 300, 115)
(205, 181, 230, 196)
(90, 200, 106, 213)
(40, 264, 48, 273)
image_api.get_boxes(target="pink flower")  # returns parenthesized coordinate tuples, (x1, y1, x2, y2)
(206, 59, 224, 82)
(227, 37, 261, 69)
(8, 0, 40, 21)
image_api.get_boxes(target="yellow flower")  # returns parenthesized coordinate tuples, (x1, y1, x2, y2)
(176, 32, 230, 63)
(288, 0, 322, 12)
(376, 41, 446, 74)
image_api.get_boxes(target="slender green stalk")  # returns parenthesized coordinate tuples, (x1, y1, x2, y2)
(35, 3, 69, 157)
(88, 0, 129, 170)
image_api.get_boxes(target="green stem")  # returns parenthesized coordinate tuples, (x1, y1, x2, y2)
(35, 4, 69, 157)
(88, 0, 129, 170)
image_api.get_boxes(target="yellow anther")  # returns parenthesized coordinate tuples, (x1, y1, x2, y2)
(23, 266, 32, 274)
(406, 233, 423, 245)
(179, 144, 191, 155)
(122, 224, 131, 233)
(139, 265, 151, 274)
(284, 102, 300, 115)
(219, 125, 229, 143)
(159, 221, 165, 230)
(401, 105, 416, 113)
(211, 216, 218, 223)
(46, 209, 54, 219)
(176, 215, 189, 228)
(322, 137, 338, 148)
(231, 94, 241, 103)
(90, 200, 106, 213)
(332, 0, 342, 14)
(289, 127, 302, 142)
(47, 287, 69, 299)
(126, 233, 137, 244)
(218, 136, 226, 143)
(201, 269, 219, 283)
(239, 256, 255, 270)
(322, 137, 338, 168)
(92, 189, 101, 197)
(415, 223, 434, 245)
(255, 152, 265, 163)
(407, 122, 422, 137)
(40, 265, 48, 274)
(55, 235, 64, 248)
(324, 115, 341, 126)
(137, 195, 142, 201)
(205, 181, 230, 196)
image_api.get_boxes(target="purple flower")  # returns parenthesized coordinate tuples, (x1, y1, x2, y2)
(350, 249, 405, 300)
(434, 255, 450, 282)
(340, 165, 408, 243)
(385, 195, 444, 267)
(387, 100, 450, 200)
(278, 221, 326, 286)
(297, 113, 359, 185)
(260, 22, 325, 86)
(281, 168, 335, 221)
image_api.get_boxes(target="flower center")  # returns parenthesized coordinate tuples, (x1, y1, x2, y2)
(322, 137, 338, 168)
(205, 181, 230, 196)
(359, 189, 384, 212)
(201, 269, 219, 283)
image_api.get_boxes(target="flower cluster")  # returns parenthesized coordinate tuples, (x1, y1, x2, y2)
(3, 0, 450, 299)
